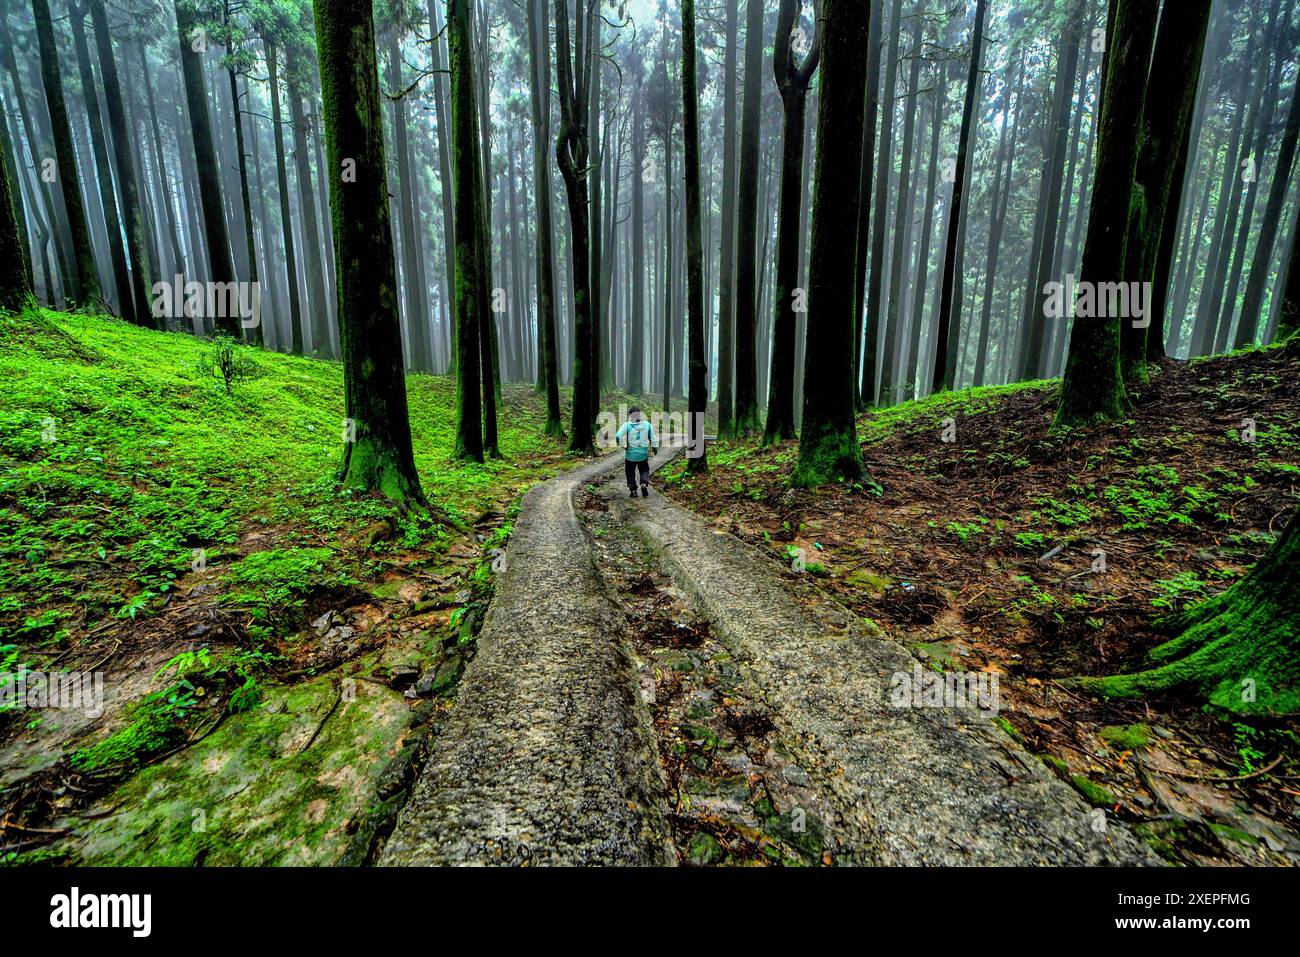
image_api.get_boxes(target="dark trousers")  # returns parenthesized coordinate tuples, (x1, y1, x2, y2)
(625, 459, 650, 491)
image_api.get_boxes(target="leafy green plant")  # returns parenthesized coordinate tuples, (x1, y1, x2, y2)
(198, 335, 258, 395)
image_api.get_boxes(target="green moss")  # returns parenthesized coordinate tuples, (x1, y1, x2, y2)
(1041, 755, 1069, 776)
(1209, 822, 1259, 847)
(0, 310, 574, 644)
(1099, 723, 1154, 751)
(1070, 775, 1116, 808)
(993, 716, 1026, 747)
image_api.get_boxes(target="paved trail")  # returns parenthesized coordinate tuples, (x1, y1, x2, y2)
(380, 453, 674, 866)
(383, 448, 1155, 866)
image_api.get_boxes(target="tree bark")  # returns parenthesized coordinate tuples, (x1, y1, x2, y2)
(1235, 77, 1300, 348)
(32, 0, 101, 309)
(313, 0, 425, 505)
(174, 0, 237, 332)
(1055, 0, 1158, 429)
(931, 0, 987, 393)
(794, 0, 870, 488)
(682, 0, 709, 473)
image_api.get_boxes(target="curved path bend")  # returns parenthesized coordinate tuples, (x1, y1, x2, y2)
(384, 446, 1155, 866)
(380, 453, 675, 866)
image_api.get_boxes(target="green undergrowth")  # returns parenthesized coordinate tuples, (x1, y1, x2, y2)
(0, 308, 572, 646)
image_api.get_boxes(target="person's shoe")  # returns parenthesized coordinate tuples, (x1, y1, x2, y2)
(629, 489, 638, 499)
(641, 485, 650, 498)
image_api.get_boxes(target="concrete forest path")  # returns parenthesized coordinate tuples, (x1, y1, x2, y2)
(380, 451, 676, 865)
(382, 447, 1155, 866)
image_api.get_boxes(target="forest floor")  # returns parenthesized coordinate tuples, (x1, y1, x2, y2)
(657, 343, 1300, 866)
(0, 309, 597, 864)
(3, 310, 1297, 867)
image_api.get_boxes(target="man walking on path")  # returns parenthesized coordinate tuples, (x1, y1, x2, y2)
(616, 408, 659, 498)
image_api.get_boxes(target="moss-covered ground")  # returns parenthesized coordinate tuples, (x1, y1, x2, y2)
(0, 309, 601, 864)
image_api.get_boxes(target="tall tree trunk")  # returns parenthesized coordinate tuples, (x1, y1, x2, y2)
(554, 0, 596, 452)
(265, 41, 304, 353)
(972, 49, 1020, 388)
(661, 112, 674, 412)
(732, 0, 766, 435)
(427, 0, 458, 374)
(1020, 10, 1082, 381)
(852, 0, 882, 410)
(864, 0, 901, 406)
(1118, 0, 1211, 381)
(1277, 207, 1300, 341)
(526, 0, 563, 432)
(0, 107, 32, 311)
(1235, 77, 1300, 348)
(313, 0, 425, 505)
(629, 88, 647, 397)
(175, 0, 236, 332)
(794, 0, 870, 488)
(1056, 0, 1159, 429)
(138, 40, 185, 281)
(448, 0, 491, 460)
(92, 0, 155, 328)
(69, 2, 131, 319)
(931, 0, 987, 393)
(32, 0, 101, 309)
(218, 0, 260, 343)
(1192, 4, 1270, 357)
(382, 32, 429, 369)
(683, 0, 709, 473)
(716, 0, 740, 436)
(1, 10, 71, 305)
(881, 10, 921, 406)
(1212, 3, 1284, 355)
(765, 0, 822, 441)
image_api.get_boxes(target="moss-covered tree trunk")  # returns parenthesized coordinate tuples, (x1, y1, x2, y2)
(1080, 508, 1300, 715)
(764, 0, 822, 445)
(1118, 0, 1211, 383)
(526, 0, 563, 436)
(682, 0, 709, 474)
(448, 0, 486, 462)
(313, 0, 425, 506)
(1054, 0, 1158, 429)
(0, 110, 31, 312)
(175, 0, 237, 334)
(793, 0, 869, 489)
(32, 0, 102, 310)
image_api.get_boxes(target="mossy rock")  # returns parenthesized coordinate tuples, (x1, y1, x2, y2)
(1070, 774, 1116, 808)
